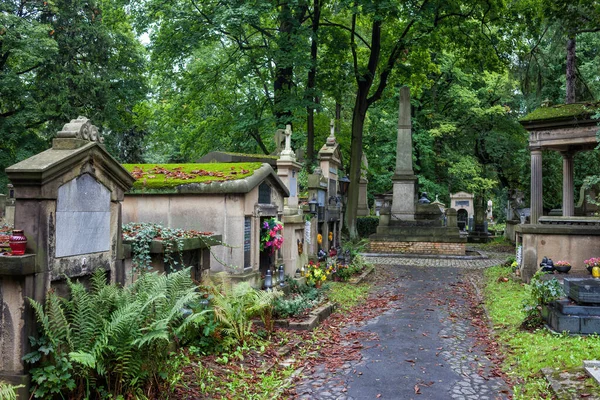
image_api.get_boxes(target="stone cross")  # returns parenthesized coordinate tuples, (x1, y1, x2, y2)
(279, 124, 296, 161)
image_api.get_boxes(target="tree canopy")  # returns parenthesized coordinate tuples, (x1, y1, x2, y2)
(3, 0, 600, 229)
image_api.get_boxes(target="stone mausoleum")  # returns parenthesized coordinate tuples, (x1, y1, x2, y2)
(121, 161, 290, 287)
(517, 102, 600, 281)
(1, 117, 134, 396)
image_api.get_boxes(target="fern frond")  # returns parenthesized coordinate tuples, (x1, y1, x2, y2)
(69, 351, 96, 368)
(45, 292, 73, 352)
(0, 381, 23, 400)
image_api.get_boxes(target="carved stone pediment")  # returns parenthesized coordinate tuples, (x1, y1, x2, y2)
(57, 116, 104, 143)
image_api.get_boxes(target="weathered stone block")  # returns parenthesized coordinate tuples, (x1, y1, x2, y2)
(581, 317, 600, 334)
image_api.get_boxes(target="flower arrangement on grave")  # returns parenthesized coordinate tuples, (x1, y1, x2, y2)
(555, 260, 571, 268)
(328, 231, 333, 241)
(585, 258, 600, 268)
(304, 260, 333, 287)
(260, 218, 284, 254)
(585, 257, 600, 273)
(317, 233, 322, 245)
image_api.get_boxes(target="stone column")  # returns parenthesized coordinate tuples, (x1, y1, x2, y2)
(530, 147, 543, 224)
(391, 86, 417, 220)
(562, 151, 574, 217)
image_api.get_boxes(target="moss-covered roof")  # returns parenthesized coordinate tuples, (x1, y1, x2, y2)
(221, 151, 279, 159)
(520, 102, 600, 123)
(122, 162, 262, 191)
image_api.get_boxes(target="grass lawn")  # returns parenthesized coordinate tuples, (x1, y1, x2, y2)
(484, 265, 600, 398)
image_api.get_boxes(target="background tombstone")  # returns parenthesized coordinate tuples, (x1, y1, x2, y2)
(0, 117, 134, 394)
(357, 154, 370, 216)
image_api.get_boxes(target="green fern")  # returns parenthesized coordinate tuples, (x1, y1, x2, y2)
(0, 381, 24, 400)
(207, 273, 281, 345)
(27, 268, 201, 398)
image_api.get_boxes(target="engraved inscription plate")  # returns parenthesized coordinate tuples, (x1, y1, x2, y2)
(289, 177, 297, 197)
(56, 174, 111, 257)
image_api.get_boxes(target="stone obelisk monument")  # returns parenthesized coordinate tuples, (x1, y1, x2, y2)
(369, 86, 466, 256)
(391, 86, 418, 221)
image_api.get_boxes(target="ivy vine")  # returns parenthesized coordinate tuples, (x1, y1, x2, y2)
(122, 222, 210, 271)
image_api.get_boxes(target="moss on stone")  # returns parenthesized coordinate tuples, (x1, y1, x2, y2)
(222, 151, 279, 159)
(520, 102, 600, 122)
(122, 162, 262, 190)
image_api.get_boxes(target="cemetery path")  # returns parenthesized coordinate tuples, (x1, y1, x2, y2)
(292, 259, 512, 400)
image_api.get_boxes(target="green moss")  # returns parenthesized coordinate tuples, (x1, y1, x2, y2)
(221, 151, 279, 159)
(520, 102, 600, 122)
(122, 162, 262, 190)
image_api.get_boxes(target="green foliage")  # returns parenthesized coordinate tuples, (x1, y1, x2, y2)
(0, 381, 25, 400)
(341, 239, 370, 259)
(273, 283, 322, 319)
(529, 271, 564, 306)
(206, 273, 281, 347)
(484, 265, 600, 398)
(0, 0, 148, 188)
(25, 268, 201, 398)
(326, 282, 370, 312)
(356, 217, 379, 238)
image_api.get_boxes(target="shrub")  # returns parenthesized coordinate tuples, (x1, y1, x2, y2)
(357, 217, 379, 238)
(25, 268, 201, 398)
(273, 286, 322, 318)
(522, 271, 564, 329)
(207, 273, 281, 345)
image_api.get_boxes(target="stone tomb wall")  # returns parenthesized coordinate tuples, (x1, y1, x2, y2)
(369, 241, 465, 256)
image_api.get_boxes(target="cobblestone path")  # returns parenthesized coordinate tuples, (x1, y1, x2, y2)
(293, 256, 511, 400)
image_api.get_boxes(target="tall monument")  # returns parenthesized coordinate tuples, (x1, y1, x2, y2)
(391, 86, 418, 221)
(369, 87, 466, 256)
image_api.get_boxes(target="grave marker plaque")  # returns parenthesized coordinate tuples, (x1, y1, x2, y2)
(55, 174, 111, 257)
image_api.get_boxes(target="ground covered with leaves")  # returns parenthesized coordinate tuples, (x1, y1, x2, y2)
(164, 272, 398, 399)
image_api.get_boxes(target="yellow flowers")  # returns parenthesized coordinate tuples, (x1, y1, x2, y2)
(317, 233, 322, 245)
(305, 261, 328, 286)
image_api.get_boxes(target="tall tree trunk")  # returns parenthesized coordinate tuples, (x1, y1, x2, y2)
(335, 102, 341, 136)
(274, 11, 294, 127)
(566, 36, 576, 104)
(305, 0, 321, 168)
(346, 88, 369, 239)
(275, 2, 308, 127)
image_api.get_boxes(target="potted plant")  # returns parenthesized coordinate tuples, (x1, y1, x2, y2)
(304, 261, 331, 288)
(554, 260, 571, 274)
(584, 257, 600, 274)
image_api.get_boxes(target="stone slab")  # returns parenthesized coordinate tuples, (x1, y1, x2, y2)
(0, 254, 39, 276)
(581, 317, 600, 334)
(547, 305, 581, 333)
(390, 181, 415, 219)
(556, 299, 600, 316)
(57, 174, 110, 212)
(584, 361, 600, 386)
(55, 211, 111, 257)
(569, 279, 600, 304)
